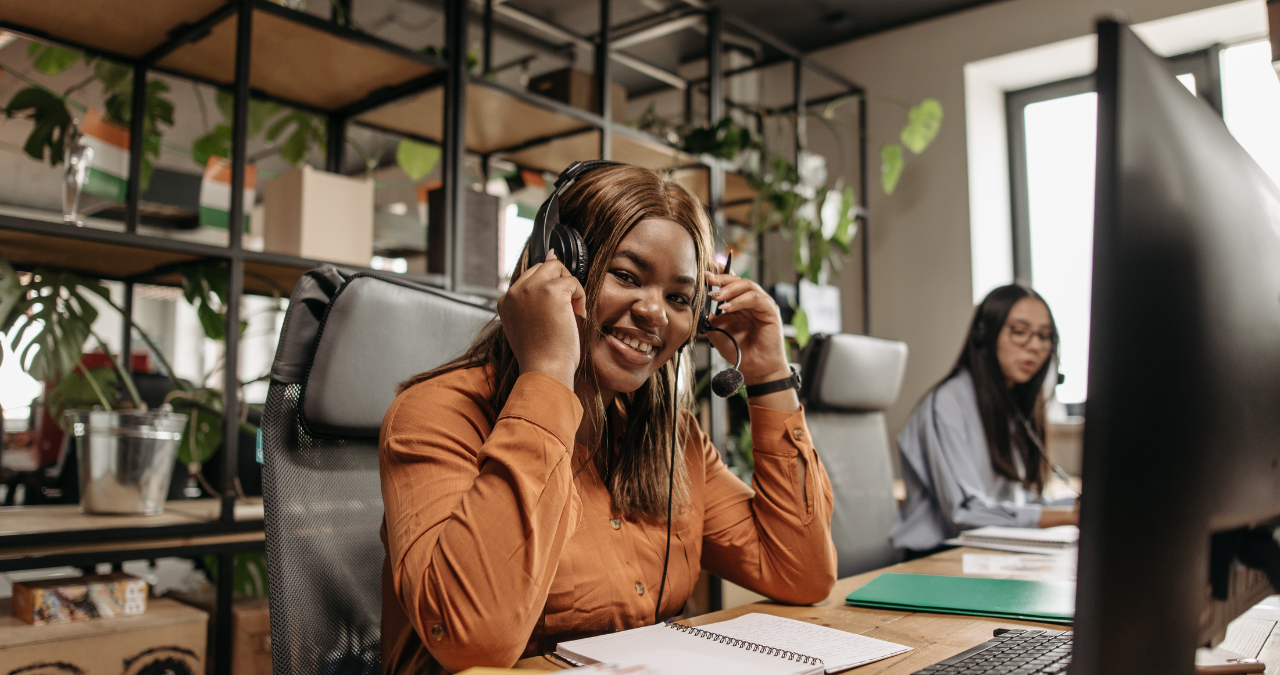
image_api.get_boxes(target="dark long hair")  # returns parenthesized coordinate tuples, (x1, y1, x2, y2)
(397, 165, 713, 519)
(945, 284, 1058, 493)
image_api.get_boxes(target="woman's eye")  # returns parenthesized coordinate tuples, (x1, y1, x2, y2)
(668, 294, 691, 306)
(611, 270, 636, 285)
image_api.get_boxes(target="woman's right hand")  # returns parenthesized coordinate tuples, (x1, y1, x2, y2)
(497, 250, 586, 390)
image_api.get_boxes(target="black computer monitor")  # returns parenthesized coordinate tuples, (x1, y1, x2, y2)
(1074, 19, 1280, 674)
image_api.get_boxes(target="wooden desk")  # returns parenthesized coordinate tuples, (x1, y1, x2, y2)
(516, 547, 1073, 672)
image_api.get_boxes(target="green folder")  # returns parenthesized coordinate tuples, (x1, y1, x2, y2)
(845, 573, 1075, 625)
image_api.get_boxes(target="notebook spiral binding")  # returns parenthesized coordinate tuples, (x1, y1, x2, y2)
(666, 622, 826, 668)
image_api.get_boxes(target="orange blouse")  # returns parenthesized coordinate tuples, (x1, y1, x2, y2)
(378, 366, 837, 674)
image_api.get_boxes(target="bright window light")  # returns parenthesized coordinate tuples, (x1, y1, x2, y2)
(1221, 40, 1280, 189)
(0, 332, 42, 416)
(1176, 72, 1196, 94)
(1023, 92, 1098, 405)
(503, 203, 535, 279)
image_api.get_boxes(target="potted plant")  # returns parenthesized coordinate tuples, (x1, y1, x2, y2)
(0, 256, 261, 514)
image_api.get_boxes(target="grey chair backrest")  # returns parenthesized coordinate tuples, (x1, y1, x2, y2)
(260, 267, 492, 675)
(800, 333, 909, 578)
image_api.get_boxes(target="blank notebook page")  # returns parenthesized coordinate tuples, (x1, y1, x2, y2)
(557, 623, 822, 675)
(697, 613, 912, 672)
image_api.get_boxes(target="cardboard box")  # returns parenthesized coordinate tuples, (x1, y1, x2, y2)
(170, 589, 271, 675)
(263, 165, 375, 267)
(528, 67, 628, 123)
(0, 597, 205, 674)
(12, 573, 148, 625)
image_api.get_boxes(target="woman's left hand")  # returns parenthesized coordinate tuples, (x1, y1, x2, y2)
(704, 265, 793, 387)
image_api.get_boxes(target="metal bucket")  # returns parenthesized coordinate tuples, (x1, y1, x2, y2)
(66, 409, 188, 515)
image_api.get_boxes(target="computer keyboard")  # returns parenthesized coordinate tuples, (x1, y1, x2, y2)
(912, 628, 1073, 675)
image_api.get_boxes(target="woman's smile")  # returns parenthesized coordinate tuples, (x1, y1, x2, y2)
(602, 325, 659, 365)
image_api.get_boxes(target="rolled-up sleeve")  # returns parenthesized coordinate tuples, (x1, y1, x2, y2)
(379, 371, 583, 672)
(698, 405, 837, 605)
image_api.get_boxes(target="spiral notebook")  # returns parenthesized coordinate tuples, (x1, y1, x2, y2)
(556, 613, 911, 674)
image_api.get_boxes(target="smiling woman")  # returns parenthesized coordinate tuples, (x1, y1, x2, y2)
(377, 164, 837, 674)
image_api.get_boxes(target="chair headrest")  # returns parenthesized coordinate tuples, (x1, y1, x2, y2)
(270, 267, 493, 439)
(800, 333, 908, 412)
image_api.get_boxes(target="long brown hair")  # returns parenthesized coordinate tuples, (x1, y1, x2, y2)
(398, 165, 713, 519)
(945, 284, 1058, 493)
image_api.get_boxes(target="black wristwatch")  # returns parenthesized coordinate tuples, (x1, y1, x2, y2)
(745, 365, 802, 398)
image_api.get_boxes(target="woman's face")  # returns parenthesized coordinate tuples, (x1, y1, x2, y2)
(996, 297, 1055, 388)
(589, 217, 699, 401)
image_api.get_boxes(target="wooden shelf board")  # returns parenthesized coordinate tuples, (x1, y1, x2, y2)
(357, 82, 595, 155)
(0, 216, 437, 297)
(671, 167, 757, 214)
(501, 130, 699, 175)
(0, 227, 205, 283)
(0, 499, 263, 538)
(0, 0, 225, 60)
(155, 7, 434, 112)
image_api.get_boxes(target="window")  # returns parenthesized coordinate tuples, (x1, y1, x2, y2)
(1006, 48, 1225, 406)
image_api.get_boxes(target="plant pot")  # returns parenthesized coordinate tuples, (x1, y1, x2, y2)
(66, 409, 187, 515)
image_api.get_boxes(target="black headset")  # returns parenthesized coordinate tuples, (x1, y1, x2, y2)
(527, 160, 745, 624)
(527, 160, 743, 396)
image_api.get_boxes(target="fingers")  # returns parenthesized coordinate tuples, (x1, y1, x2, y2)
(710, 287, 780, 323)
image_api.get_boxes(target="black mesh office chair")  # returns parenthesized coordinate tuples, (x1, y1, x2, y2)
(260, 267, 492, 674)
(800, 333, 909, 577)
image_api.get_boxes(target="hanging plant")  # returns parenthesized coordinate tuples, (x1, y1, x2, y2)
(2, 44, 174, 190)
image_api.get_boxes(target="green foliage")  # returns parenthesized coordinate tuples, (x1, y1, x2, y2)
(791, 307, 811, 348)
(191, 124, 231, 167)
(28, 44, 83, 76)
(94, 60, 131, 94)
(178, 262, 245, 341)
(4, 88, 71, 165)
(191, 91, 281, 168)
(735, 419, 753, 470)
(681, 116, 757, 160)
(203, 552, 269, 598)
(396, 139, 441, 181)
(102, 74, 175, 192)
(48, 365, 119, 422)
(880, 143, 904, 195)
(168, 388, 224, 466)
(266, 110, 326, 166)
(0, 258, 109, 385)
(901, 97, 943, 155)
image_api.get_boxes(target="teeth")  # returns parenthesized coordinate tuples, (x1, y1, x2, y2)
(608, 329, 653, 354)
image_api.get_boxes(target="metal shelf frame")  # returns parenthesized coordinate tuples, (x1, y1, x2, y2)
(0, 0, 869, 669)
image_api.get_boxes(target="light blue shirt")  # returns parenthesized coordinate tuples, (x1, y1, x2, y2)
(888, 368, 1053, 552)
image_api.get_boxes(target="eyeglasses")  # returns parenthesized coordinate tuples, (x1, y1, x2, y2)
(1005, 324, 1056, 349)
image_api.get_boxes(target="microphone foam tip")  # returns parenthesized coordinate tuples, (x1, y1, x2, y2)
(711, 368, 745, 398)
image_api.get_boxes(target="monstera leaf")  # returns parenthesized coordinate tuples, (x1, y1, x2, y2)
(901, 97, 943, 155)
(0, 263, 108, 383)
(881, 143, 904, 195)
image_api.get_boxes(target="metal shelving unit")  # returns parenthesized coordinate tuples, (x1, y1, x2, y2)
(0, 0, 867, 671)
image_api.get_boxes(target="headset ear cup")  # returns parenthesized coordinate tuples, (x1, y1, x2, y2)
(550, 224, 589, 286)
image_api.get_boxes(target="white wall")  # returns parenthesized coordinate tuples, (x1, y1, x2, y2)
(797, 0, 1245, 437)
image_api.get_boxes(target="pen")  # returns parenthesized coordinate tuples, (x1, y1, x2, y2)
(716, 251, 733, 316)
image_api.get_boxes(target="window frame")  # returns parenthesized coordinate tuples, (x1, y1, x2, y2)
(1005, 46, 1224, 283)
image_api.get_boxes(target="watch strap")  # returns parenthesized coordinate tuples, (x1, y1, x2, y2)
(745, 366, 802, 398)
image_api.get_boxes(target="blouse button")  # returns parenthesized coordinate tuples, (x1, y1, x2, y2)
(610, 518, 622, 530)
(430, 624, 444, 642)
(635, 582, 645, 596)
(792, 428, 804, 441)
